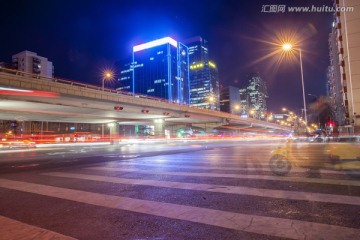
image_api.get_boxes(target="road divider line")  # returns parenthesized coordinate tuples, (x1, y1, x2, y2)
(110, 162, 346, 175)
(0, 178, 359, 240)
(86, 167, 360, 187)
(0, 147, 64, 154)
(43, 172, 360, 206)
(0, 215, 77, 240)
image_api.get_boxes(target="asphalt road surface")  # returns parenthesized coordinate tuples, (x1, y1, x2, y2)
(0, 139, 360, 240)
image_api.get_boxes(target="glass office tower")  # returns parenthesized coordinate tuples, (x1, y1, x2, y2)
(185, 36, 220, 110)
(132, 37, 189, 104)
(247, 72, 268, 118)
(115, 59, 144, 93)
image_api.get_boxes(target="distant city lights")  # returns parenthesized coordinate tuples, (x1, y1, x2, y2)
(208, 61, 216, 68)
(190, 62, 204, 70)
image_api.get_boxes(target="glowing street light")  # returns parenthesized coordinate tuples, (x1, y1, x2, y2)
(281, 43, 308, 128)
(282, 43, 292, 51)
(207, 95, 217, 110)
(102, 70, 113, 91)
(249, 109, 255, 118)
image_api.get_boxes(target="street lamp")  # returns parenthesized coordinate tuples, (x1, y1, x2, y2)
(208, 95, 216, 110)
(282, 43, 292, 51)
(249, 109, 255, 118)
(102, 70, 113, 91)
(282, 43, 308, 128)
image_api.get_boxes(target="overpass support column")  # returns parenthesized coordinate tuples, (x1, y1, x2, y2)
(154, 120, 165, 137)
(109, 123, 119, 143)
(163, 124, 190, 138)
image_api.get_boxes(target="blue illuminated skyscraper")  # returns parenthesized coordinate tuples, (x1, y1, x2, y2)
(115, 58, 138, 93)
(185, 36, 220, 110)
(132, 37, 189, 104)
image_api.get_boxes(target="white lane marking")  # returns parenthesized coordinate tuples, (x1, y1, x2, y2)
(111, 162, 347, 175)
(86, 167, 360, 187)
(0, 148, 64, 154)
(46, 152, 69, 155)
(0, 179, 359, 240)
(0, 215, 76, 240)
(43, 172, 360, 206)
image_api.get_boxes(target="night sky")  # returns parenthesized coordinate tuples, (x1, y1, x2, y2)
(1, 0, 333, 113)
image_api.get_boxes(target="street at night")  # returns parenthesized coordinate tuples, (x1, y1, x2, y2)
(1, 0, 360, 239)
(1, 140, 360, 239)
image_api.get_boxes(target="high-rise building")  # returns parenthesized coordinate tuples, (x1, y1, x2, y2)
(239, 88, 249, 116)
(328, 23, 345, 126)
(185, 36, 220, 110)
(331, 0, 360, 132)
(12, 50, 54, 77)
(115, 58, 143, 93)
(220, 86, 241, 114)
(132, 37, 189, 104)
(246, 72, 268, 118)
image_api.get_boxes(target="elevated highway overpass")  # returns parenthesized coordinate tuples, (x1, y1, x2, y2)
(0, 68, 291, 135)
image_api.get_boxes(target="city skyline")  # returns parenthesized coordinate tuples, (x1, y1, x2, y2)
(0, 0, 333, 113)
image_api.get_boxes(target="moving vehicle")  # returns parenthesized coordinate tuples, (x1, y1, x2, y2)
(269, 136, 360, 178)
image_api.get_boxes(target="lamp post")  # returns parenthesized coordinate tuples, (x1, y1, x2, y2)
(282, 43, 308, 129)
(249, 109, 255, 118)
(233, 104, 240, 115)
(100, 70, 113, 139)
(102, 71, 113, 91)
(208, 96, 216, 110)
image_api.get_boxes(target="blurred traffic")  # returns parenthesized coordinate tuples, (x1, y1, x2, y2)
(269, 135, 360, 178)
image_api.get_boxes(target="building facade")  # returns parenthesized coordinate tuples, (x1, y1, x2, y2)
(115, 59, 143, 93)
(12, 50, 54, 77)
(246, 72, 268, 118)
(239, 88, 249, 116)
(132, 37, 189, 104)
(220, 86, 241, 114)
(327, 23, 345, 126)
(185, 37, 220, 110)
(331, 0, 360, 131)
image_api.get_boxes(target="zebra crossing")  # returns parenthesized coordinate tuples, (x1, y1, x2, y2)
(1, 146, 360, 240)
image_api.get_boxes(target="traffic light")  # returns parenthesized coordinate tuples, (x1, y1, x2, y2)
(326, 121, 335, 128)
(114, 106, 123, 110)
(141, 109, 149, 113)
(326, 117, 335, 128)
